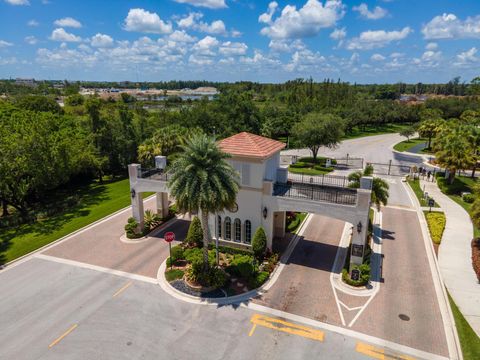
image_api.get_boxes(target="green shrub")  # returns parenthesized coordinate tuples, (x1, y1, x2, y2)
(125, 217, 139, 238)
(342, 263, 371, 287)
(170, 245, 184, 263)
(185, 216, 203, 248)
(263, 253, 279, 273)
(463, 193, 475, 203)
(169, 203, 178, 215)
(205, 267, 227, 288)
(252, 227, 267, 260)
(248, 271, 270, 289)
(184, 247, 203, 263)
(425, 211, 446, 244)
(186, 260, 226, 288)
(165, 269, 184, 282)
(208, 244, 253, 256)
(226, 254, 254, 278)
(289, 161, 307, 169)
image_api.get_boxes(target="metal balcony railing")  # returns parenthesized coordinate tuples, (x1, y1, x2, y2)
(273, 182, 357, 205)
(287, 173, 354, 188)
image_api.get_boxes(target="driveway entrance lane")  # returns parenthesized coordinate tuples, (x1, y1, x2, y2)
(43, 198, 190, 278)
(254, 215, 345, 326)
(351, 207, 449, 357)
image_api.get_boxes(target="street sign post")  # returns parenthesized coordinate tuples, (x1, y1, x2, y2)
(428, 198, 435, 212)
(164, 232, 175, 269)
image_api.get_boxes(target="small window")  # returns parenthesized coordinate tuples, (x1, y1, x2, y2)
(242, 164, 251, 186)
(224, 217, 231, 241)
(234, 218, 241, 242)
(217, 215, 222, 238)
(245, 220, 252, 244)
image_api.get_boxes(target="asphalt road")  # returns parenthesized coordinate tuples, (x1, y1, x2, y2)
(0, 258, 371, 360)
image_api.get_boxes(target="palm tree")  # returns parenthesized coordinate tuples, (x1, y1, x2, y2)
(348, 165, 389, 210)
(417, 118, 446, 149)
(434, 125, 476, 184)
(168, 134, 239, 271)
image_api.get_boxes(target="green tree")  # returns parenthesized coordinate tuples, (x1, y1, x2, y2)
(292, 113, 344, 164)
(185, 216, 203, 248)
(399, 127, 415, 141)
(417, 118, 445, 149)
(252, 227, 267, 260)
(168, 134, 239, 271)
(348, 165, 389, 210)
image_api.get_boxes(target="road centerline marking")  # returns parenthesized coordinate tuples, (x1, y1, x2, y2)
(49, 324, 78, 348)
(250, 314, 324, 342)
(113, 281, 132, 298)
(248, 323, 257, 337)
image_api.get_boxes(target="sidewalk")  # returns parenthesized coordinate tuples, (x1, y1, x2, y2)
(421, 179, 480, 337)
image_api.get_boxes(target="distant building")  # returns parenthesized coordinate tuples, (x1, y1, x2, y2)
(15, 78, 36, 87)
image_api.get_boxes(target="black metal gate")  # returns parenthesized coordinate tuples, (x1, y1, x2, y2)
(335, 156, 364, 169)
(367, 161, 412, 176)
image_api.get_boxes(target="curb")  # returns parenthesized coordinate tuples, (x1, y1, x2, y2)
(0, 194, 157, 272)
(119, 217, 179, 244)
(156, 213, 313, 306)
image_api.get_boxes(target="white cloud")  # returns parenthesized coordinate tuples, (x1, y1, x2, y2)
(269, 39, 305, 52)
(454, 47, 479, 67)
(259, 1, 278, 24)
(173, 0, 227, 9)
(330, 27, 346, 40)
(123, 8, 172, 34)
(188, 54, 214, 65)
(0, 40, 13, 47)
(284, 49, 326, 72)
(425, 42, 438, 50)
(259, 0, 345, 39)
(54, 17, 82, 28)
(219, 41, 247, 56)
(50, 28, 82, 42)
(192, 35, 219, 56)
(91, 33, 114, 48)
(421, 50, 441, 62)
(4, 0, 29, 5)
(422, 13, 480, 39)
(352, 3, 388, 20)
(27, 19, 39, 27)
(371, 53, 385, 61)
(169, 30, 196, 42)
(24, 36, 37, 45)
(346, 27, 412, 50)
(177, 12, 227, 35)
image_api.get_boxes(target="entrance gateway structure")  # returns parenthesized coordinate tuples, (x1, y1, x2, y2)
(128, 132, 373, 266)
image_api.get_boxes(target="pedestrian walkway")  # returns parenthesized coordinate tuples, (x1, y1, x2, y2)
(421, 179, 480, 337)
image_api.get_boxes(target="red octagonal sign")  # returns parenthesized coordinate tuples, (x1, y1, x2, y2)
(164, 231, 175, 243)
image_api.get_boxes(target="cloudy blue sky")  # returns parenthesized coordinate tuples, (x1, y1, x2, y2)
(1, 0, 480, 83)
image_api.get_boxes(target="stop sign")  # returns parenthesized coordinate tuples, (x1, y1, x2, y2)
(164, 231, 175, 243)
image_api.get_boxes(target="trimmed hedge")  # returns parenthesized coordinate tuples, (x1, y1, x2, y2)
(472, 238, 480, 282)
(424, 211, 446, 244)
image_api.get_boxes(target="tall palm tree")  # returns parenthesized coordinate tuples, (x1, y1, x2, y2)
(168, 134, 239, 271)
(348, 165, 389, 210)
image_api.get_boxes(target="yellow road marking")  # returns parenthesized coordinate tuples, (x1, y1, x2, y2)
(249, 314, 324, 342)
(48, 324, 78, 348)
(249, 323, 257, 337)
(113, 281, 132, 297)
(356, 342, 416, 360)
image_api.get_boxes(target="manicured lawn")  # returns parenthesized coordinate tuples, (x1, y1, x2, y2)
(448, 293, 480, 360)
(437, 175, 480, 238)
(393, 137, 427, 152)
(0, 178, 153, 265)
(288, 156, 334, 175)
(407, 179, 439, 207)
(423, 211, 446, 244)
(342, 123, 411, 140)
(165, 269, 185, 282)
(286, 212, 307, 233)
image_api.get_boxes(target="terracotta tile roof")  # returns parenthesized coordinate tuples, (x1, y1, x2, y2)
(218, 132, 286, 159)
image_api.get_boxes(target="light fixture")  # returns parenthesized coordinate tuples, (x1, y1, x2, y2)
(262, 207, 268, 219)
(130, 188, 136, 198)
(357, 221, 362, 233)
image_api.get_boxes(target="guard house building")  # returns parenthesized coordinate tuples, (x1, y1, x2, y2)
(128, 132, 373, 265)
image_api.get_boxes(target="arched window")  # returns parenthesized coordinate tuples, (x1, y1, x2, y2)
(245, 220, 252, 244)
(234, 218, 241, 242)
(224, 217, 231, 241)
(217, 215, 222, 239)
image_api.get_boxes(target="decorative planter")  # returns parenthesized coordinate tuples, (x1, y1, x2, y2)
(183, 275, 218, 294)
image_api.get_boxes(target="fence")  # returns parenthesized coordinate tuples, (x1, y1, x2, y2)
(273, 182, 357, 205)
(287, 173, 354, 188)
(335, 157, 364, 169)
(367, 161, 412, 176)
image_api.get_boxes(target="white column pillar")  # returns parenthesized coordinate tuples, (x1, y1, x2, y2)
(156, 192, 169, 218)
(350, 177, 373, 266)
(128, 164, 144, 230)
